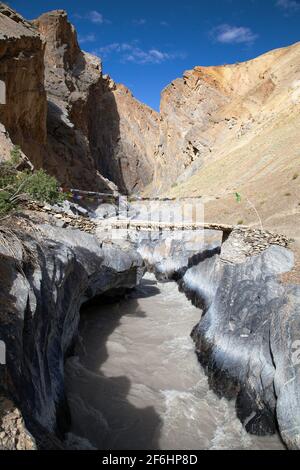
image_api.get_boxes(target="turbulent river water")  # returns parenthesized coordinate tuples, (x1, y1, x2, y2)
(65, 273, 285, 450)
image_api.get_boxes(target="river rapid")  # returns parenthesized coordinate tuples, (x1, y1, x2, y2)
(65, 273, 285, 450)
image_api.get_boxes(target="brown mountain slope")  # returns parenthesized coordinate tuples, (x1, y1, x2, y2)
(147, 42, 300, 242)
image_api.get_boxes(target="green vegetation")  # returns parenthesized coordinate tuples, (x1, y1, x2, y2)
(235, 192, 242, 203)
(0, 148, 64, 216)
(234, 192, 263, 230)
(237, 220, 244, 225)
(10, 145, 21, 166)
(20, 170, 64, 204)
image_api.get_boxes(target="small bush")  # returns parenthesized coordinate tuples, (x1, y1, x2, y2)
(0, 191, 14, 216)
(237, 220, 244, 225)
(285, 192, 291, 197)
(0, 162, 18, 190)
(0, 162, 64, 216)
(10, 145, 22, 166)
(19, 169, 64, 204)
(292, 173, 299, 181)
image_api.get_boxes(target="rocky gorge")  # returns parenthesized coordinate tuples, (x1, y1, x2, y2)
(0, 1, 300, 452)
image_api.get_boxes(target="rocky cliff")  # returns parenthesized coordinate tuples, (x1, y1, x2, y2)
(1, 2, 299, 217)
(0, 3, 47, 163)
(152, 43, 300, 241)
(93, 77, 160, 194)
(0, 4, 160, 194)
(0, 217, 144, 448)
(139, 229, 300, 449)
(32, 10, 113, 191)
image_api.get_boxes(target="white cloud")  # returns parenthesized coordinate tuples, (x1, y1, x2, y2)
(78, 33, 96, 44)
(132, 18, 147, 25)
(88, 10, 104, 24)
(276, 0, 300, 11)
(124, 48, 170, 64)
(94, 42, 186, 64)
(74, 10, 110, 24)
(211, 24, 258, 45)
(160, 21, 169, 27)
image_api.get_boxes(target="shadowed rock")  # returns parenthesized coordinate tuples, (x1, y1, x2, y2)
(0, 224, 144, 447)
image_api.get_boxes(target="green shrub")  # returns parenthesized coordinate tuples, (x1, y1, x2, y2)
(237, 220, 244, 225)
(19, 169, 64, 204)
(0, 191, 14, 215)
(0, 163, 64, 216)
(0, 162, 18, 190)
(10, 145, 22, 166)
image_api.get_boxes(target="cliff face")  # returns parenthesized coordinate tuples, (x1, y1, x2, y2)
(33, 10, 115, 192)
(185, 244, 300, 449)
(0, 5, 159, 193)
(0, 3, 47, 163)
(94, 77, 160, 193)
(33, 10, 160, 194)
(153, 43, 300, 240)
(139, 229, 300, 450)
(0, 219, 144, 447)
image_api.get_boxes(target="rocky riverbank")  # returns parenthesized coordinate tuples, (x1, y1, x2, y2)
(0, 215, 144, 449)
(0, 204, 299, 450)
(138, 229, 300, 449)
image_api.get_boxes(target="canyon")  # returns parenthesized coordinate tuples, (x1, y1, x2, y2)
(0, 2, 300, 452)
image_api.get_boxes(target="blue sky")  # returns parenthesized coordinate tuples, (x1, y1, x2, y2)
(7, 0, 300, 110)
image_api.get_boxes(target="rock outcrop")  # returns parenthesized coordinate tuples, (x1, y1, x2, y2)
(0, 220, 144, 447)
(0, 3, 47, 163)
(152, 43, 300, 241)
(33, 10, 160, 194)
(94, 77, 160, 193)
(0, 5, 159, 194)
(181, 241, 300, 449)
(33, 10, 115, 192)
(0, 397, 36, 450)
(135, 226, 300, 449)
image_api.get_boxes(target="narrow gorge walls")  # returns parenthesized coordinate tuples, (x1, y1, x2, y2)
(0, 3, 47, 164)
(0, 4, 161, 194)
(93, 78, 160, 194)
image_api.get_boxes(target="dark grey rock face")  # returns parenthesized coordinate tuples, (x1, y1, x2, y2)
(137, 230, 222, 281)
(0, 225, 144, 447)
(179, 245, 300, 448)
(137, 230, 300, 448)
(271, 284, 300, 449)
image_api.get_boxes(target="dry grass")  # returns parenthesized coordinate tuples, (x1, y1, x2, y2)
(0, 215, 41, 269)
(281, 254, 300, 285)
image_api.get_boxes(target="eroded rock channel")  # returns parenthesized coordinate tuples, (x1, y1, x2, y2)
(65, 273, 285, 450)
(0, 212, 299, 450)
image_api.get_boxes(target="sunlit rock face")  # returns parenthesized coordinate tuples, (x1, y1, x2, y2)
(33, 10, 114, 192)
(0, 3, 47, 163)
(32, 10, 160, 194)
(182, 243, 300, 449)
(152, 43, 300, 198)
